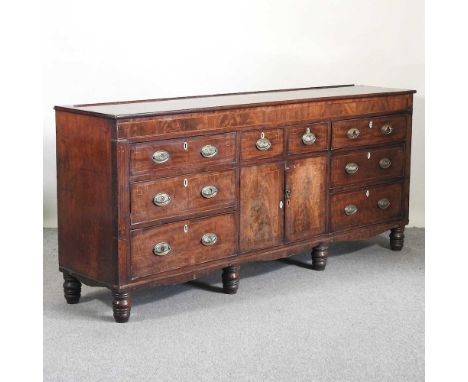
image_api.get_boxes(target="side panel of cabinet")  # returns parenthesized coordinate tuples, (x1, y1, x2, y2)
(240, 163, 284, 252)
(285, 156, 328, 242)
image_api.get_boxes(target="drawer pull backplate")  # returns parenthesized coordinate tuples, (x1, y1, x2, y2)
(347, 128, 360, 139)
(377, 198, 391, 210)
(345, 162, 359, 175)
(153, 192, 171, 207)
(201, 233, 218, 246)
(201, 145, 218, 158)
(153, 242, 172, 256)
(344, 204, 358, 216)
(201, 185, 218, 199)
(379, 158, 392, 169)
(152, 150, 170, 164)
(302, 127, 317, 145)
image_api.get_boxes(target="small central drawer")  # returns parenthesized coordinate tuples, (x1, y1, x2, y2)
(331, 146, 404, 187)
(330, 183, 403, 231)
(131, 169, 236, 225)
(287, 122, 329, 155)
(130, 133, 236, 175)
(130, 213, 237, 278)
(240, 128, 284, 161)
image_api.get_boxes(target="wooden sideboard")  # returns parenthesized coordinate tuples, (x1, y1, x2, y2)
(55, 84, 415, 322)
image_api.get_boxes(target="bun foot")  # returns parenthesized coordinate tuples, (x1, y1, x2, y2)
(312, 243, 329, 271)
(222, 265, 240, 294)
(63, 273, 81, 304)
(390, 227, 405, 251)
(112, 290, 131, 323)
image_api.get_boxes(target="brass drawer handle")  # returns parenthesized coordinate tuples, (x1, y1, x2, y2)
(302, 128, 317, 145)
(344, 204, 358, 216)
(152, 150, 170, 164)
(381, 123, 394, 135)
(201, 145, 218, 158)
(153, 242, 171, 256)
(345, 162, 359, 175)
(256, 137, 272, 151)
(201, 233, 217, 246)
(377, 198, 391, 210)
(153, 192, 171, 207)
(347, 128, 360, 139)
(201, 185, 218, 199)
(379, 157, 392, 169)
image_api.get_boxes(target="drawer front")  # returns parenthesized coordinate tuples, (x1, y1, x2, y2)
(131, 170, 236, 225)
(331, 146, 404, 187)
(131, 214, 237, 278)
(287, 122, 329, 155)
(130, 133, 236, 175)
(240, 128, 284, 161)
(330, 183, 403, 231)
(332, 115, 407, 149)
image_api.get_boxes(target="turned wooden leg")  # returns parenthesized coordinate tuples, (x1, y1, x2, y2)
(63, 272, 81, 304)
(112, 290, 131, 323)
(390, 226, 405, 251)
(222, 265, 240, 294)
(311, 243, 329, 271)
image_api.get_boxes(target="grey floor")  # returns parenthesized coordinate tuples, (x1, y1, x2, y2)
(44, 228, 424, 382)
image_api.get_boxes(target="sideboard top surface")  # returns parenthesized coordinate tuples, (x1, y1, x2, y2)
(55, 84, 416, 119)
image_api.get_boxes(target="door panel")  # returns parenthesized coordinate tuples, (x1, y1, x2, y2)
(240, 163, 284, 252)
(285, 156, 327, 241)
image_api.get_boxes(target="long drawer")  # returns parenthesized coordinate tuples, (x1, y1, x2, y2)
(332, 114, 407, 149)
(331, 146, 404, 187)
(330, 183, 403, 231)
(131, 169, 236, 225)
(130, 133, 236, 175)
(130, 213, 237, 278)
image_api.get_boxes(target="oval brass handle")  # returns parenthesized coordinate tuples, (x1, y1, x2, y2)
(256, 137, 272, 151)
(345, 162, 359, 175)
(344, 204, 358, 216)
(152, 150, 170, 164)
(347, 128, 360, 139)
(153, 192, 171, 207)
(379, 158, 392, 169)
(153, 242, 171, 256)
(201, 145, 218, 158)
(302, 127, 317, 145)
(201, 233, 217, 246)
(377, 198, 391, 210)
(201, 185, 218, 199)
(381, 123, 394, 135)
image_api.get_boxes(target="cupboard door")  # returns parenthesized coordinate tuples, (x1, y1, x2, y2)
(285, 156, 327, 241)
(240, 163, 284, 252)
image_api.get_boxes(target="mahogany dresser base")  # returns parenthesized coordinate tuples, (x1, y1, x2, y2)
(55, 84, 415, 322)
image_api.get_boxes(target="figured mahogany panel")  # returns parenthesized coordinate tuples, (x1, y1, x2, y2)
(285, 156, 328, 242)
(117, 94, 412, 141)
(130, 213, 237, 278)
(56, 111, 116, 284)
(130, 132, 236, 175)
(330, 183, 403, 231)
(332, 114, 407, 149)
(240, 128, 284, 161)
(287, 122, 329, 155)
(130, 170, 236, 225)
(240, 163, 284, 252)
(331, 146, 404, 187)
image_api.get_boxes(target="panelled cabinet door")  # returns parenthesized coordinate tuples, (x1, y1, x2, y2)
(240, 163, 284, 252)
(285, 156, 327, 242)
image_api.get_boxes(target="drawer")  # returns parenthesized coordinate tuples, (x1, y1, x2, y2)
(131, 169, 236, 225)
(130, 213, 237, 278)
(330, 183, 403, 231)
(130, 133, 236, 175)
(287, 122, 329, 155)
(331, 146, 404, 187)
(240, 128, 284, 161)
(332, 115, 407, 149)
